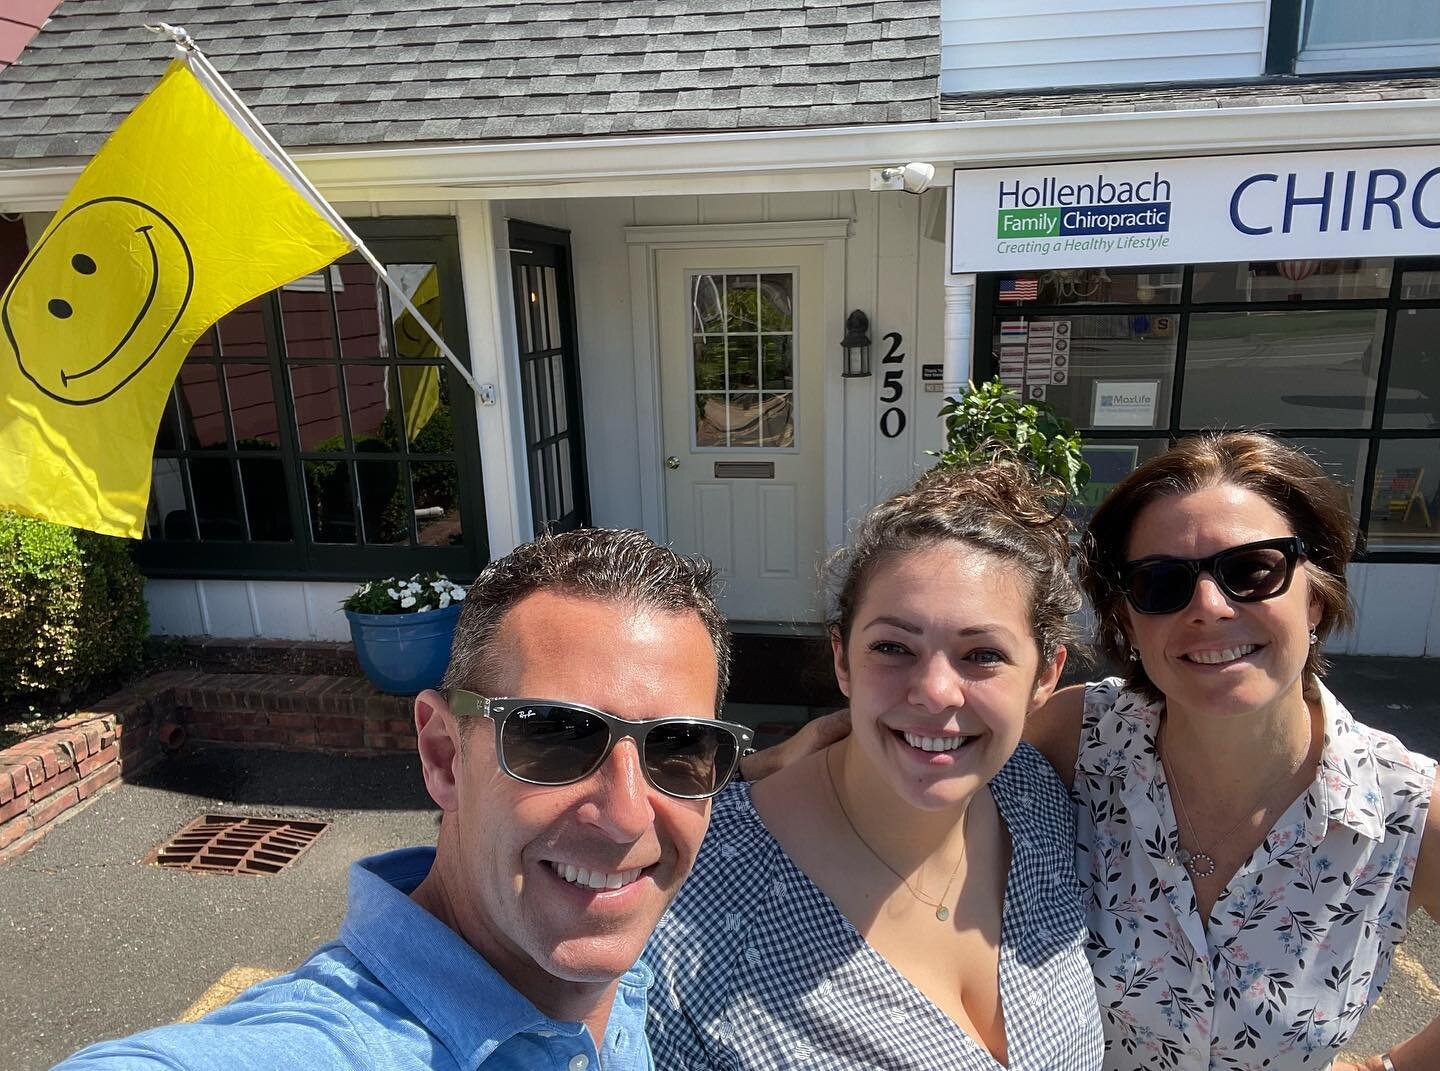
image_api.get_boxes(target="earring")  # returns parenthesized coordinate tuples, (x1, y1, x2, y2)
(1309, 628, 1319, 646)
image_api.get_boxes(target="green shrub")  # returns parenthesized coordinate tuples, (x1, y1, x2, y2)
(931, 378, 1090, 497)
(0, 512, 149, 701)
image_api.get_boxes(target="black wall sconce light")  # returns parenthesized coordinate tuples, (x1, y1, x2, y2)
(840, 309, 871, 378)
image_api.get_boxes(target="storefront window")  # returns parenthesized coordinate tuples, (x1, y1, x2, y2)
(978, 255, 1440, 559)
(989, 314, 1176, 431)
(1191, 258, 1391, 303)
(1182, 310, 1383, 430)
(138, 224, 486, 580)
(1368, 440, 1440, 551)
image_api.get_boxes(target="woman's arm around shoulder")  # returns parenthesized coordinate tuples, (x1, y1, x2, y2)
(1022, 684, 1086, 791)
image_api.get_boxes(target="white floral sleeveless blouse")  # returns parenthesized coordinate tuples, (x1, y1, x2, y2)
(1073, 677, 1435, 1071)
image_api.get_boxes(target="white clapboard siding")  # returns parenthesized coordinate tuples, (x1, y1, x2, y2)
(942, 0, 1268, 93)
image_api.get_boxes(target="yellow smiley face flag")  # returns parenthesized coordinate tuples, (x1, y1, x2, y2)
(0, 58, 353, 537)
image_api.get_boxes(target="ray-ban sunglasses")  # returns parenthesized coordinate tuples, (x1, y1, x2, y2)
(1118, 536, 1308, 615)
(445, 690, 754, 800)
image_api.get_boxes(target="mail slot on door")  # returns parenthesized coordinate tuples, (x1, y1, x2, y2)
(713, 461, 776, 479)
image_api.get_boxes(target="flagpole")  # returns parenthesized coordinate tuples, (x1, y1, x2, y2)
(145, 23, 483, 398)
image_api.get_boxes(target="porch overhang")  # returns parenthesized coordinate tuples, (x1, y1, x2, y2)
(1, 95, 1438, 211)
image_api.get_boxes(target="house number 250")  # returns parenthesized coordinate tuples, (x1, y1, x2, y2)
(879, 331, 906, 439)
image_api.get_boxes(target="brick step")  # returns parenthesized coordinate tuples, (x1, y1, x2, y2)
(172, 674, 415, 754)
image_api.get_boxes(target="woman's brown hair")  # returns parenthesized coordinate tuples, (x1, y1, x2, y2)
(1079, 431, 1355, 701)
(828, 456, 1081, 667)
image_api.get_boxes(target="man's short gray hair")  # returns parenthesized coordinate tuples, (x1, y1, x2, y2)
(441, 528, 731, 711)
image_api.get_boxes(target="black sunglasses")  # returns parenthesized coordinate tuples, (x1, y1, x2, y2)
(445, 690, 754, 801)
(1119, 536, 1308, 615)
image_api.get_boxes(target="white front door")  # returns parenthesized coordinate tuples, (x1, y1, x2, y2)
(657, 245, 826, 623)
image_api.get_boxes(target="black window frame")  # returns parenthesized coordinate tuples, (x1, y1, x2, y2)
(1266, 0, 1440, 75)
(974, 256, 1440, 563)
(135, 217, 489, 582)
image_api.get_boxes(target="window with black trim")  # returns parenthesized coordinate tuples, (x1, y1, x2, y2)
(976, 257, 1440, 559)
(137, 220, 488, 580)
(1267, 0, 1440, 75)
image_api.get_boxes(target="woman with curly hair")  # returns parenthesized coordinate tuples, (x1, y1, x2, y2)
(645, 459, 1104, 1070)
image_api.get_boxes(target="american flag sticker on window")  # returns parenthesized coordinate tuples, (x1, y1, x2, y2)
(998, 278, 1039, 302)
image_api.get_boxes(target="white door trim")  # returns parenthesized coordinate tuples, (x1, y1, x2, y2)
(625, 220, 850, 556)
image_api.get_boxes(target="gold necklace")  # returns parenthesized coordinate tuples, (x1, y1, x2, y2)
(824, 747, 969, 922)
(1160, 718, 1312, 880)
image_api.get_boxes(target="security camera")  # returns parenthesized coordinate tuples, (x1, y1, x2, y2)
(871, 162, 935, 195)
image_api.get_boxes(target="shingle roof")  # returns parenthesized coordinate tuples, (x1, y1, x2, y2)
(0, 0, 941, 163)
(940, 74, 1440, 123)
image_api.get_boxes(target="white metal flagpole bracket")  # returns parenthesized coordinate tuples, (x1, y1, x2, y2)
(142, 23, 484, 399)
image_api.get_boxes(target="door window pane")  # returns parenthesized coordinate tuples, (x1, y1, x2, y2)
(1368, 440, 1440, 550)
(1182, 310, 1384, 430)
(762, 338, 793, 390)
(725, 275, 758, 331)
(694, 337, 725, 391)
(1384, 309, 1440, 431)
(549, 355, 568, 435)
(1192, 258, 1391, 303)
(760, 274, 793, 331)
(758, 393, 794, 447)
(992, 315, 1177, 431)
(690, 270, 797, 449)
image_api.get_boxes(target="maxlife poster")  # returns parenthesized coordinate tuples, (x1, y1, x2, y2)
(950, 145, 1440, 273)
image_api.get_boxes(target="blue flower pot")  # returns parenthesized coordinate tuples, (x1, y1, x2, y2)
(345, 603, 463, 695)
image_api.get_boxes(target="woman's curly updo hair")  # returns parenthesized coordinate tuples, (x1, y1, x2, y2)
(1079, 431, 1355, 702)
(828, 455, 1081, 668)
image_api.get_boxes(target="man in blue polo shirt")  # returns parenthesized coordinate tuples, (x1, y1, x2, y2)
(54, 527, 747, 1070)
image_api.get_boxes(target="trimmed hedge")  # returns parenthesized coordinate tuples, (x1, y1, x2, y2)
(0, 512, 149, 701)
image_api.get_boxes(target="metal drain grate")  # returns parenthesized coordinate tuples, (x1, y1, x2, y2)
(147, 814, 329, 876)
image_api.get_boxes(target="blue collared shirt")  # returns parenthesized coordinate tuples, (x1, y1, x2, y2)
(54, 847, 654, 1071)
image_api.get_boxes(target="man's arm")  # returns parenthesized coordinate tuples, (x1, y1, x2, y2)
(739, 710, 850, 782)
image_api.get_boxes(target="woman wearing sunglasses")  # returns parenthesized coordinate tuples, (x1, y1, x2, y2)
(645, 460, 1105, 1069)
(1027, 431, 1440, 1071)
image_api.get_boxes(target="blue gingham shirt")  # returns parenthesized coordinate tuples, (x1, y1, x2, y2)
(645, 743, 1103, 1070)
(53, 847, 654, 1071)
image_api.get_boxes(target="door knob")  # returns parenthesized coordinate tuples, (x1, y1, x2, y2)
(665, 456, 681, 470)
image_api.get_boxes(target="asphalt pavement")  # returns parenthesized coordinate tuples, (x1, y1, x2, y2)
(2, 656, 1440, 1069)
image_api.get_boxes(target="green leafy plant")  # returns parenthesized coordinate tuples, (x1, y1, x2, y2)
(343, 571, 467, 615)
(930, 378, 1090, 497)
(0, 512, 149, 701)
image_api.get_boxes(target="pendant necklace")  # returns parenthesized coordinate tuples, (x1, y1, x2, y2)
(825, 747, 969, 922)
(1160, 718, 1311, 880)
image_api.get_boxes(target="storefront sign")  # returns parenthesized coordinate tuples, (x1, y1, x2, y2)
(951, 146, 1440, 273)
(1091, 380, 1159, 427)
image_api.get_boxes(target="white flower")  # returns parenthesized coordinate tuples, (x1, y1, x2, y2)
(386, 587, 399, 599)
(431, 580, 446, 591)
(451, 587, 466, 600)
(439, 592, 451, 608)
(400, 595, 417, 609)
(416, 604, 431, 613)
